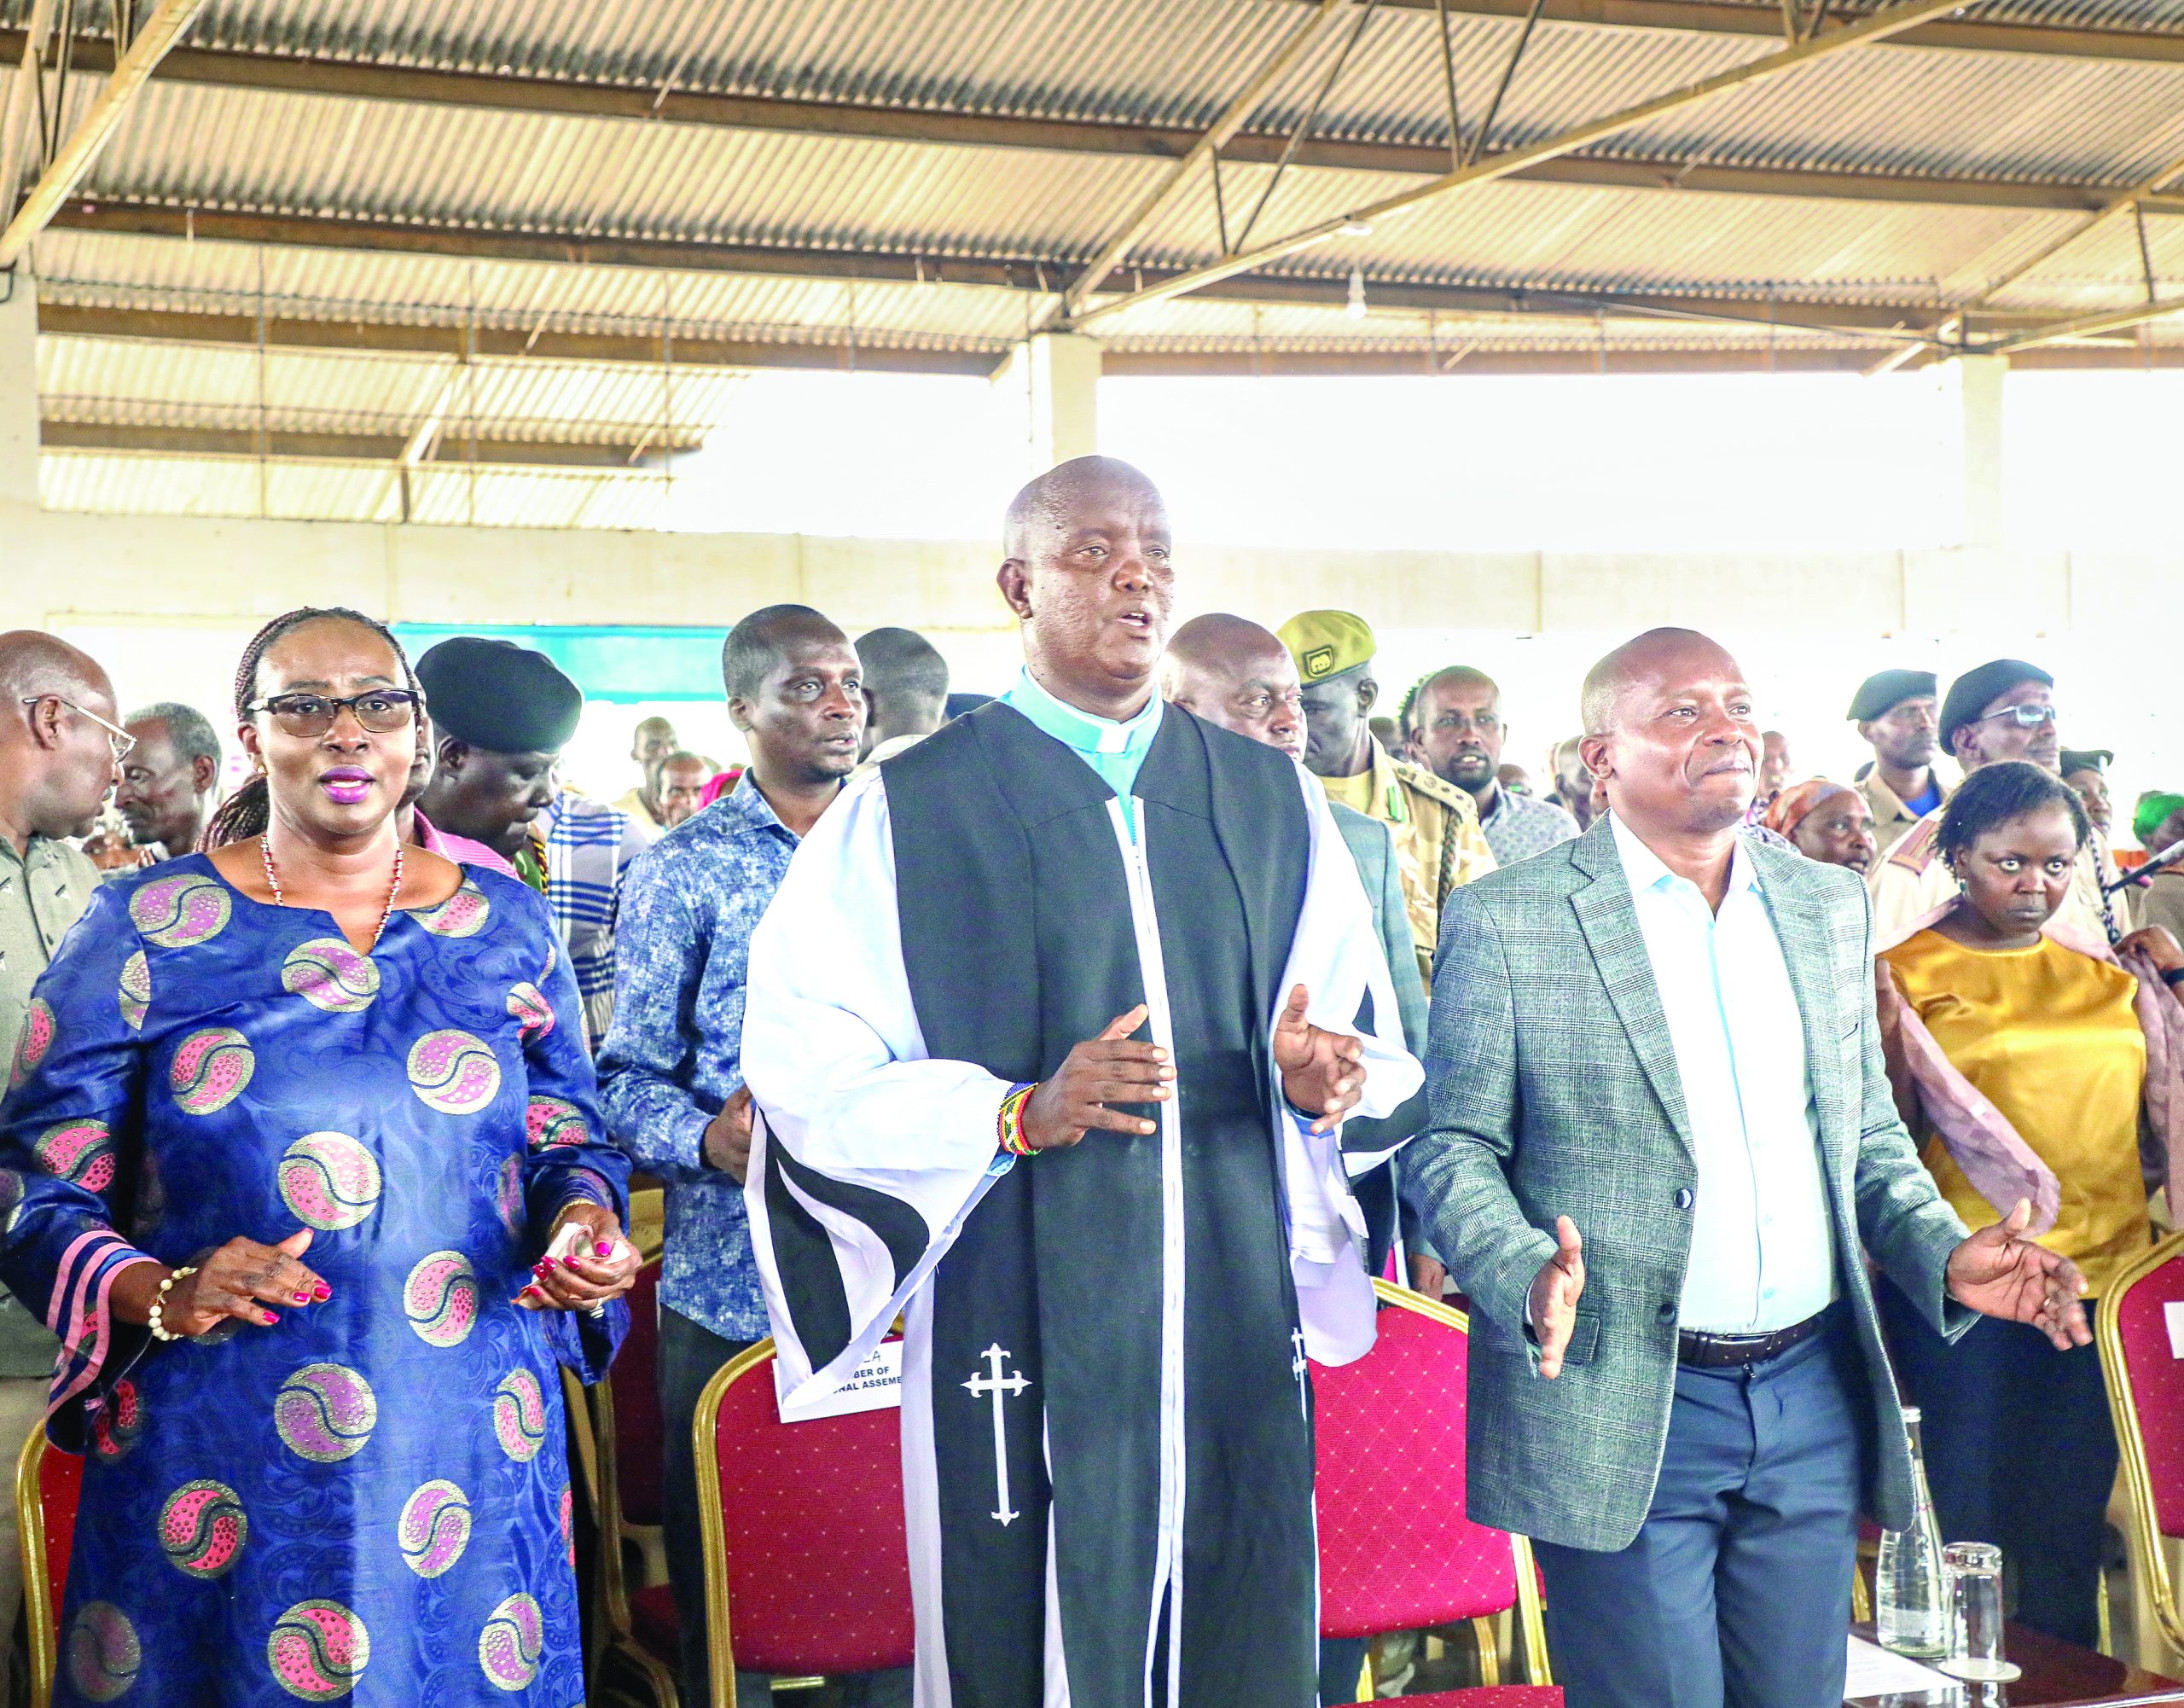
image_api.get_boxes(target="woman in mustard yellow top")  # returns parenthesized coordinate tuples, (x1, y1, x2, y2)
(1874, 760, 2184, 1648)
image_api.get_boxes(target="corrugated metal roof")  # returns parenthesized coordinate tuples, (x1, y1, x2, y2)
(14, 0, 2184, 526)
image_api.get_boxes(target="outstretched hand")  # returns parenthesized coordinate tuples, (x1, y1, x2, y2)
(1272, 984, 1366, 1136)
(1946, 1198, 2091, 1350)
(113, 1228, 329, 1336)
(1019, 1004, 1173, 1152)
(1528, 1216, 1587, 1380)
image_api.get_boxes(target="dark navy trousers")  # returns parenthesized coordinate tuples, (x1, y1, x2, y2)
(1533, 1312, 1868, 1708)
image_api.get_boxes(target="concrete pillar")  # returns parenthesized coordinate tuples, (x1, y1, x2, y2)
(0, 263, 38, 508)
(996, 332, 1100, 478)
(1943, 352, 2007, 549)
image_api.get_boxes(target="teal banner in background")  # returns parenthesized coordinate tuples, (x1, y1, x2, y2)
(392, 625, 727, 705)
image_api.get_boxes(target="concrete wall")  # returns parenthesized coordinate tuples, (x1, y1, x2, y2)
(6, 496, 2179, 834)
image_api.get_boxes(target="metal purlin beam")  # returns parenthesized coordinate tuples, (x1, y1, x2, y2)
(1958, 147, 2184, 322)
(0, 0, 61, 225)
(1992, 295, 2184, 355)
(1067, 0, 1988, 332)
(0, 0, 207, 271)
(1057, 0, 1352, 321)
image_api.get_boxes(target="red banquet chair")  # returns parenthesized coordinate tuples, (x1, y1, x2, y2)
(16, 1426, 84, 1708)
(2100, 1230, 2184, 1657)
(692, 1334, 915, 1708)
(1314, 1281, 1560, 1705)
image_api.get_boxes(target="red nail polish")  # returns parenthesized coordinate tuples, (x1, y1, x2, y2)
(595, 1241, 612, 1257)
(262, 1310, 280, 1324)
(311, 1284, 331, 1301)
(292, 1291, 309, 1304)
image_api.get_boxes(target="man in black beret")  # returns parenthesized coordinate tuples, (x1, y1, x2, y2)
(1871, 659, 2123, 940)
(412, 636, 581, 865)
(1847, 668, 1947, 858)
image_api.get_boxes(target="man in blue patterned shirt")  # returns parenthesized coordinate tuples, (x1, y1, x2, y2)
(599, 602, 868, 1708)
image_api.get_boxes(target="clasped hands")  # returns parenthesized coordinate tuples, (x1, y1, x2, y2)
(1015, 985, 1368, 1153)
(1525, 1197, 2088, 1382)
(113, 1207, 640, 1339)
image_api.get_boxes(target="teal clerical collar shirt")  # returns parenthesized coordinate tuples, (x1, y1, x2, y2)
(1002, 668, 1164, 837)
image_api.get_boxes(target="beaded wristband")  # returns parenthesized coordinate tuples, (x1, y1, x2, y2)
(148, 1265, 198, 1343)
(996, 1083, 1038, 1157)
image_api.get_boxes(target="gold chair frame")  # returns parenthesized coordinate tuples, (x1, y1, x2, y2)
(1361, 1279, 1554, 1695)
(2098, 1229, 2184, 1657)
(16, 1424, 62, 1708)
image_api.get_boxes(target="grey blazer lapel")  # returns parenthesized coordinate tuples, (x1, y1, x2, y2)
(1567, 823, 1696, 1163)
(1751, 847, 1848, 1170)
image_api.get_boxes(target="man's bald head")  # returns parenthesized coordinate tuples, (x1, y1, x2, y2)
(0, 630, 111, 707)
(1162, 613, 1304, 759)
(1581, 628, 1737, 738)
(996, 456, 1175, 722)
(1579, 627, 1758, 840)
(1002, 456, 1165, 561)
(0, 630, 121, 848)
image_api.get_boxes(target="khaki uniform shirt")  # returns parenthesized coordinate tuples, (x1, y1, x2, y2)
(1869, 806, 2123, 944)
(1857, 769, 1950, 861)
(1316, 736, 1495, 986)
(0, 834, 99, 1377)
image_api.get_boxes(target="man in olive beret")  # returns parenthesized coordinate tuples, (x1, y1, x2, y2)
(1847, 668, 1948, 859)
(1275, 611, 1494, 987)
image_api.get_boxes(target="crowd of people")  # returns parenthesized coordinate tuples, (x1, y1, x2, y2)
(0, 451, 2175, 1707)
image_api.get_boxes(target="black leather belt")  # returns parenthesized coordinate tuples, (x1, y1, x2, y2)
(1677, 1307, 1831, 1369)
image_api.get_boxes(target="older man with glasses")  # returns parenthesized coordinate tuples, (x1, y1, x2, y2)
(0, 630, 124, 1704)
(1871, 658, 2125, 940)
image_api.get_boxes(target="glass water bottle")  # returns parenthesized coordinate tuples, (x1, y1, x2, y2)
(1876, 1406, 1953, 1659)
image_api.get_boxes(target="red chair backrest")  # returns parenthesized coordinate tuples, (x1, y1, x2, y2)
(1313, 1298, 1520, 1638)
(2110, 1243, 2184, 1537)
(39, 1444, 81, 1630)
(609, 1257, 665, 1526)
(712, 1341, 915, 1676)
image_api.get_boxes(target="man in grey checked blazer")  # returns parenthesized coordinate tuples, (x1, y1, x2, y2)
(1403, 628, 2091, 1708)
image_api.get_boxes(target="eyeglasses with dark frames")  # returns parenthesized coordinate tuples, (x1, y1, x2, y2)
(19, 695, 136, 762)
(246, 689, 424, 738)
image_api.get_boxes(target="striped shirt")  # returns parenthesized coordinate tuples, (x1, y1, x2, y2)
(537, 792, 648, 1049)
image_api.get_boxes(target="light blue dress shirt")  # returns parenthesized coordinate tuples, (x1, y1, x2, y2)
(1002, 668, 1163, 838)
(1609, 815, 1838, 1333)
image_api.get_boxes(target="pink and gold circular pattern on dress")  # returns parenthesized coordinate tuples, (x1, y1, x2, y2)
(478, 1593, 543, 1691)
(160, 1479, 247, 1578)
(506, 981, 554, 1043)
(67, 1601, 141, 1702)
(130, 870, 231, 948)
(171, 1026, 253, 1116)
(37, 1118, 115, 1193)
(406, 1030, 500, 1116)
(492, 1368, 546, 1462)
(560, 1484, 575, 1566)
(278, 1134, 381, 1232)
(398, 1479, 472, 1577)
(281, 938, 380, 1014)
(403, 1251, 479, 1347)
(415, 881, 490, 939)
(91, 1378, 142, 1462)
(267, 1600, 369, 1700)
(118, 950, 151, 1031)
(275, 1364, 377, 1463)
(12, 996, 53, 1086)
(525, 1096, 588, 1152)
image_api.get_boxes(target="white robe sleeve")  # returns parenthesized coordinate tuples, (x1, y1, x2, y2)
(741, 769, 1018, 1410)
(1274, 764, 1427, 1365)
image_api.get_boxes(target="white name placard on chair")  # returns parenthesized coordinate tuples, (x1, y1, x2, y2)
(777, 1340, 904, 1422)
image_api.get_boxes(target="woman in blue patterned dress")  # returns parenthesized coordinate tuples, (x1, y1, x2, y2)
(0, 607, 637, 1705)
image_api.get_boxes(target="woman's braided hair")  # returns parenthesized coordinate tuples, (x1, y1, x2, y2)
(197, 607, 422, 852)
